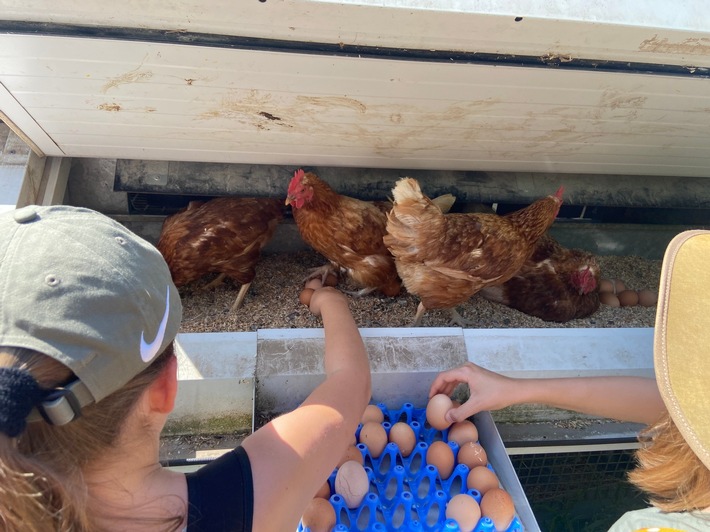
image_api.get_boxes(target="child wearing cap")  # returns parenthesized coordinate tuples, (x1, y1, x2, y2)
(0, 205, 371, 531)
(430, 230, 710, 531)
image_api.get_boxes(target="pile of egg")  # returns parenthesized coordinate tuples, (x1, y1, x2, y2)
(298, 395, 523, 532)
(598, 278, 657, 308)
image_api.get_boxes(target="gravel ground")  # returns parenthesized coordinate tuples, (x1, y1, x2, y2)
(178, 249, 661, 333)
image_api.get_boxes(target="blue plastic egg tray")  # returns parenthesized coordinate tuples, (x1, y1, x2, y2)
(298, 402, 524, 532)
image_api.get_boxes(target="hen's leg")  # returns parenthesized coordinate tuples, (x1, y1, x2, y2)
(304, 264, 338, 284)
(411, 302, 427, 327)
(342, 286, 376, 298)
(202, 272, 227, 290)
(230, 282, 251, 312)
(448, 308, 474, 327)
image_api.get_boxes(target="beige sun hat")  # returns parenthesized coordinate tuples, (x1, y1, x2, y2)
(654, 229, 710, 469)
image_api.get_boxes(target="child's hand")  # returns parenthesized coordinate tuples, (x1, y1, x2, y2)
(429, 362, 516, 424)
(300, 278, 347, 317)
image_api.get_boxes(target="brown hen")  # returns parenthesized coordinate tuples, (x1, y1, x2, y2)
(157, 196, 283, 311)
(285, 169, 401, 297)
(383, 177, 563, 326)
(480, 234, 600, 322)
(285, 170, 455, 298)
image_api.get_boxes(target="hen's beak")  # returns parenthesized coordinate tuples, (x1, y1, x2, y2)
(285, 197, 292, 206)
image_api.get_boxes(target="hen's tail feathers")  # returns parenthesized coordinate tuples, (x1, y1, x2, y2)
(391, 177, 424, 203)
(431, 193, 456, 214)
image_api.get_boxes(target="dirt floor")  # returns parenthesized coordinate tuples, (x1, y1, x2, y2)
(177, 249, 660, 333)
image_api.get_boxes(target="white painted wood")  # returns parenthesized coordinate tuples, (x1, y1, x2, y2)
(39, 157, 71, 205)
(0, 82, 61, 156)
(1, 34, 709, 176)
(2, 0, 709, 67)
(0, 127, 48, 211)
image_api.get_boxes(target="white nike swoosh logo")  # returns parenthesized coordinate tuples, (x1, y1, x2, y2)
(140, 287, 171, 363)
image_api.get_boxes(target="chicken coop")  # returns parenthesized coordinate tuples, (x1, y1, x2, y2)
(2, 2, 710, 530)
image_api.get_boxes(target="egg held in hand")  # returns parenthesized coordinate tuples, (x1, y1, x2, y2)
(299, 288, 314, 306)
(426, 393, 454, 430)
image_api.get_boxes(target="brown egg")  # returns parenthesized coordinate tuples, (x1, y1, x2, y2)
(361, 404, 385, 424)
(480, 488, 515, 531)
(637, 289, 658, 307)
(617, 289, 639, 307)
(324, 273, 338, 287)
(599, 292, 620, 307)
(599, 279, 614, 293)
(447, 420, 479, 447)
(358, 421, 388, 458)
(305, 278, 322, 290)
(299, 288, 314, 306)
(457, 441, 488, 469)
(301, 497, 336, 532)
(337, 444, 364, 467)
(389, 422, 417, 457)
(426, 440, 455, 479)
(335, 460, 370, 508)
(426, 394, 454, 431)
(314, 479, 331, 499)
(614, 279, 627, 293)
(467, 466, 499, 495)
(445, 493, 481, 532)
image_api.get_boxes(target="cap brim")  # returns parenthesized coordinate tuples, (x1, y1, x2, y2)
(655, 230, 710, 469)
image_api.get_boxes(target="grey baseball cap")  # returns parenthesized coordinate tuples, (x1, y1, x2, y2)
(0, 205, 182, 422)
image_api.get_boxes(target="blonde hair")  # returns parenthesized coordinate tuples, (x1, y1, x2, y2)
(629, 412, 710, 512)
(0, 346, 184, 531)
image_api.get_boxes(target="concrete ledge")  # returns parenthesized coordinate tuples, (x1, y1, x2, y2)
(168, 327, 655, 440)
(256, 327, 468, 415)
(168, 332, 257, 435)
(465, 327, 654, 378)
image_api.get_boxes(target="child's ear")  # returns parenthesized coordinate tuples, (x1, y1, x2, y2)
(147, 355, 178, 414)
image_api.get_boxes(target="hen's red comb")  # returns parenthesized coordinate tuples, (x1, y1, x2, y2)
(288, 169, 305, 194)
(554, 186, 564, 200)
